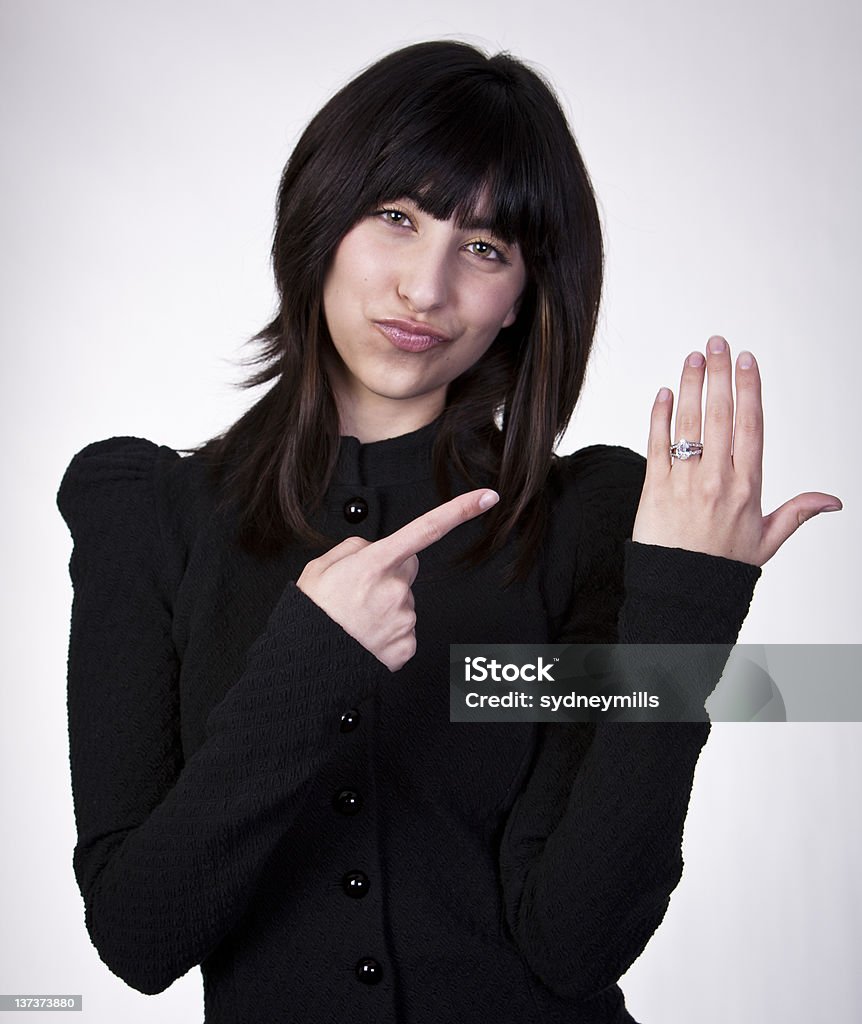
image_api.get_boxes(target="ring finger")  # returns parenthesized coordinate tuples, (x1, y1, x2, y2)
(701, 334, 735, 468)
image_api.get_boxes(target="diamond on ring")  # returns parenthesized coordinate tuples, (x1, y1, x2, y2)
(670, 439, 704, 461)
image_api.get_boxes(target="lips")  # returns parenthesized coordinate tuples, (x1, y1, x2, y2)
(374, 319, 452, 353)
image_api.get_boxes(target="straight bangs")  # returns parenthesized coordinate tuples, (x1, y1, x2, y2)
(364, 132, 531, 250)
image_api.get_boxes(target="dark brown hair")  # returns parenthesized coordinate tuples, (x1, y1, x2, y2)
(194, 40, 603, 582)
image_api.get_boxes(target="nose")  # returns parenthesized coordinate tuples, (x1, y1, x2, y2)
(396, 236, 450, 314)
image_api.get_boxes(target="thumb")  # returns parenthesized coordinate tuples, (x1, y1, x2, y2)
(760, 492, 843, 563)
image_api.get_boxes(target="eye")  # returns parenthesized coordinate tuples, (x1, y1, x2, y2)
(373, 206, 413, 228)
(465, 239, 511, 265)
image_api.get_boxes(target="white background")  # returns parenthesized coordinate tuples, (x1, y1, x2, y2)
(2, 0, 860, 1021)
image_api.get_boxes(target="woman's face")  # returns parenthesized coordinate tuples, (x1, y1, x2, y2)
(322, 196, 527, 438)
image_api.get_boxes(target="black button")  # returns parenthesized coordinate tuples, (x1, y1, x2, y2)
(355, 958, 382, 985)
(333, 789, 362, 815)
(344, 497, 369, 523)
(342, 871, 370, 898)
(340, 709, 361, 733)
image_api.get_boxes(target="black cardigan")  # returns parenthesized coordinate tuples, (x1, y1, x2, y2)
(57, 417, 760, 1023)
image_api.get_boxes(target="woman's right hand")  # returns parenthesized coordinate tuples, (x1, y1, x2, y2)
(296, 489, 500, 671)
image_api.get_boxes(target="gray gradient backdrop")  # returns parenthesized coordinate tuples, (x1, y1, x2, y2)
(2, 1, 860, 1021)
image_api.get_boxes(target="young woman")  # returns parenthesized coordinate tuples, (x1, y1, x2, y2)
(57, 40, 841, 1023)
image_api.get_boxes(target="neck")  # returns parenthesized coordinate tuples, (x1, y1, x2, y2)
(335, 394, 444, 443)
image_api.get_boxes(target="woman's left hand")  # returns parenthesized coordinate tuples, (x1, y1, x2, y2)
(631, 335, 842, 567)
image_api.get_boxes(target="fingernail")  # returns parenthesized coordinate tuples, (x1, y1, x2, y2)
(708, 336, 727, 354)
(738, 351, 754, 369)
(657, 387, 671, 402)
(687, 352, 705, 368)
(818, 503, 842, 513)
(478, 490, 500, 510)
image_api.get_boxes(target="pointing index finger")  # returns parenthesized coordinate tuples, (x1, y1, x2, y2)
(374, 489, 500, 568)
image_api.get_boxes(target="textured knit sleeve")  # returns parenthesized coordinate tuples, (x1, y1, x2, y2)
(499, 445, 761, 1000)
(57, 437, 389, 995)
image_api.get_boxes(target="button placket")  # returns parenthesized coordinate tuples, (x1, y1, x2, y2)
(336, 714, 370, 897)
(331, 678, 387, 992)
(333, 707, 363, 814)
